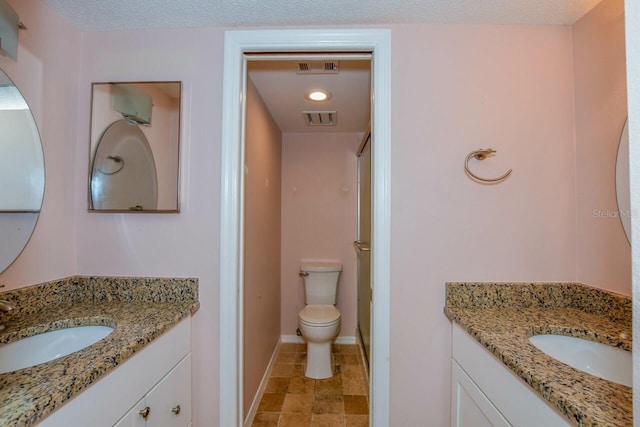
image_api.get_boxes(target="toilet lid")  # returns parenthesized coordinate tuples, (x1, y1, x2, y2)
(299, 305, 340, 325)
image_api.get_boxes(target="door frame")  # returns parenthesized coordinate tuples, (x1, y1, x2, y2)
(219, 28, 391, 426)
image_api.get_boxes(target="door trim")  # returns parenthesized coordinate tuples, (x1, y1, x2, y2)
(219, 28, 391, 426)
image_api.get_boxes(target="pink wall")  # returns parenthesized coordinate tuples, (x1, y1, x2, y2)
(573, 0, 630, 295)
(0, 0, 80, 287)
(75, 27, 225, 426)
(280, 132, 359, 338)
(0, 5, 627, 426)
(243, 78, 282, 416)
(389, 24, 576, 425)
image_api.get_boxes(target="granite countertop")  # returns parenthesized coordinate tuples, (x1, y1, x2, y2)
(0, 276, 199, 427)
(444, 282, 632, 427)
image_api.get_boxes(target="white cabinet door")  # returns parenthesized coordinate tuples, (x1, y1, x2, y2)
(146, 354, 192, 427)
(114, 398, 147, 427)
(113, 354, 191, 427)
(451, 360, 510, 427)
(451, 324, 570, 427)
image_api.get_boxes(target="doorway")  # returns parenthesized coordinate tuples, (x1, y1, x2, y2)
(219, 29, 391, 427)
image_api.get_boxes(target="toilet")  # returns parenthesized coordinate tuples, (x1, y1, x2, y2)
(298, 261, 342, 379)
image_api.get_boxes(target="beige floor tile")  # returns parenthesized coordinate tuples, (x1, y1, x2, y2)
(252, 342, 369, 426)
(340, 364, 364, 379)
(251, 412, 280, 426)
(312, 414, 346, 426)
(265, 377, 291, 394)
(339, 345, 359, 354)
(341, 354, 360, 365)
(343, 395, 368, 415)
(281, 393, 314, 414)
(315, 375, 343, 396)
(342, 377, 367, 396)
(288, 376, 316, 394)
(279, 343, 300, 352)
(276, 352, 296, 363)
(313, 395, 344, 414)
(271, 363, 294, 378)
(279, 413, 312, 427)
(256, 393, 286, 413)
(345, 414, 369, 427)
(291, 363, 306, 377)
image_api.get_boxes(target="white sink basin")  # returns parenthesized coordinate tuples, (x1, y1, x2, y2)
(528, 334, 631, 387)
(0, 325, 114, 373)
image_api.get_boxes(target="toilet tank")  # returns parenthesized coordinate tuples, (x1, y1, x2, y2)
(301, 261, 342, 305)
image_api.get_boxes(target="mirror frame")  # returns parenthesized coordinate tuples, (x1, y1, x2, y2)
(88, 81, 182, 213)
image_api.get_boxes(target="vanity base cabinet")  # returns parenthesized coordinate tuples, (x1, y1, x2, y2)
(114, 354, 191, 427)
(451, 323, 570, 427)
(451, 360, 509, 427)
(38, 318, 191, 427)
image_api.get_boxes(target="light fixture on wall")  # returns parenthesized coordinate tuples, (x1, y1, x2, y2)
(305, 89, 331, 102)
(0, 0, 24, 61)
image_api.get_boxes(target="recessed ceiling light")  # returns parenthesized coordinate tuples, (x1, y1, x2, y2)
(306, 90, 331, 102)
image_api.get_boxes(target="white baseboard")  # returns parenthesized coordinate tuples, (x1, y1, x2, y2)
(280, 335, 357, 345)
(243, 341, 281, 427)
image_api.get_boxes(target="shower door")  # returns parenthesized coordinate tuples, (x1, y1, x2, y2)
(356, 131, 371, 367)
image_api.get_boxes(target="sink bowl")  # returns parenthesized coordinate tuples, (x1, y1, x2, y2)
(528, 334, 631, 387)
(0, 325, 114, 373)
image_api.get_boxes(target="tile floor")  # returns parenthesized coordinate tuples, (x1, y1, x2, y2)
(251, 343, 369, 427)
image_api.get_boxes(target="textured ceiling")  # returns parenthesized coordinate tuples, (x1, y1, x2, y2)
(40, 0, 602, 32)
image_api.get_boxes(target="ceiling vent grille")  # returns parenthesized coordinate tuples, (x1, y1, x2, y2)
(296, 61, 339, 74)
(303, 111, 337, 126)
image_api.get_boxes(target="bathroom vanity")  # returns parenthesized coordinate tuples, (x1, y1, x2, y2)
(0, 276, 198, 427)
(445, 282, 632, 427)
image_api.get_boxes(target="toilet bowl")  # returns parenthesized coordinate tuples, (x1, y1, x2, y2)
(298, 261, 342, 379)
(298, 304, 341, 379)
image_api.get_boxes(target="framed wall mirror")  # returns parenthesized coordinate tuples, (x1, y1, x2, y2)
(88, 81, 181, 212)
(0, 68, 45, 273)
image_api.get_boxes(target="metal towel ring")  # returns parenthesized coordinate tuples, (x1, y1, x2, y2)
(97, 155, 124, 175)
(464, 148, 512, 184)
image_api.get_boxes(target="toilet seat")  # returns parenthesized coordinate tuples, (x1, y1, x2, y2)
(298, 304, 340, 326)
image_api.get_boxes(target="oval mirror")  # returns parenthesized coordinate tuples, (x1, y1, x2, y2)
(615, 118, 630, 243)
(89, 82, 181, 212)
(0, 69, 45, 273)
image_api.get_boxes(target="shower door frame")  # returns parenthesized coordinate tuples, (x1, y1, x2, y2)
(219, 28, 391, 427)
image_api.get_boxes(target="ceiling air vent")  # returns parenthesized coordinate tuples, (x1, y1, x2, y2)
(303, 111, 337, 126)
(296, 61, 339, 74)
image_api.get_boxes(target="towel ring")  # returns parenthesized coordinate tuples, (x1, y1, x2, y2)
(97, 155, 125, 175)
(464, 148, 512, 184)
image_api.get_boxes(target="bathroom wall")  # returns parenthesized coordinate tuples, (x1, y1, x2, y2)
(389, 24, 576, 425)
(0, 5, 611, 426)
(280, 132, 359, 339)
(75, 27, 226, 425)
(243, 78, 282, 417)
(573, 0, 630, 294)
(0, 0, 81, 286)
